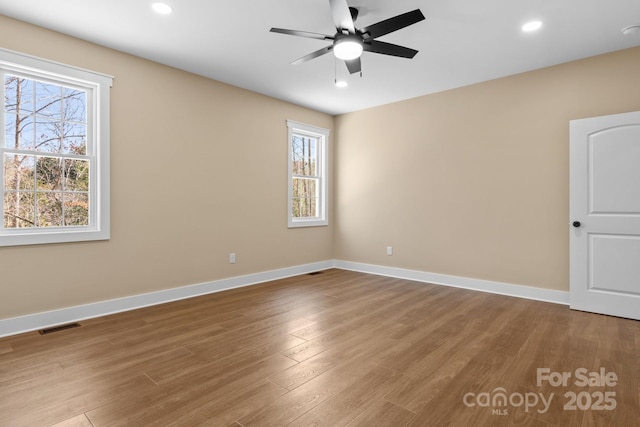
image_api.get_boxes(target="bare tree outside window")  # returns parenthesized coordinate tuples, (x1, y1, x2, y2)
(3, 75, 89, 229)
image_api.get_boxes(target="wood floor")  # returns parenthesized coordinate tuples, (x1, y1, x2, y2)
(1, 269, 638, 426)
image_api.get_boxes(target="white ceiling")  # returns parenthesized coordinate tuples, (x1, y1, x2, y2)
(1, 0, 639, 115)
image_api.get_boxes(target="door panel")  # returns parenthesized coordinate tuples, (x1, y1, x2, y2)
(590, 126, 640, 214)
(590, 234, 640, 294)
(570, 111, 640, 320)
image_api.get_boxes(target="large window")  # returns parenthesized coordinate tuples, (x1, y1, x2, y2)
(1, 49, 112, 246)
(287, 120, 329, 228)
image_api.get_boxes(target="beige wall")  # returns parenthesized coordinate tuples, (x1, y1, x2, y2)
(0, 16, 334, 319)
(2, 14, 639, 320)
(334, 46, 640, 291)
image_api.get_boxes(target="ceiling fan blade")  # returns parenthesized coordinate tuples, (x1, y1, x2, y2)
(344, 57, 361, 74)
(359, 9, 425, 40)
(364, 40, 418, 58)
(329, 0, 355, 33)
(270, 28, 334, 41)
(291, 45, 334, 65)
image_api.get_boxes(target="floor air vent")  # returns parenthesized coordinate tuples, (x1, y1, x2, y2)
(308, 271, 323, 276)
(39, 323, 81, 335)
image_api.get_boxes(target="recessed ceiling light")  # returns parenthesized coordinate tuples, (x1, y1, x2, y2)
(152, 2, 173, 15)
(522, 21, 543, 33)
(621, 25, 640, 35)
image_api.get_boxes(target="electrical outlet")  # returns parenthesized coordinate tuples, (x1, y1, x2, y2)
(229, 253, 236, 264)
(386, 246, 393, 256)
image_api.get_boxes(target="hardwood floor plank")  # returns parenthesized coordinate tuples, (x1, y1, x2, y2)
(383, 322, 498, 412)
(288, 281, 437, 347)
(7, 374, 156, 426)
(177, 330, 307, 375)
(61, 341, 195, 375)
(85, 354, 297, 426)
(188, 380, 288, 425)
(377, 316, 468, 377)
(49, 413, 94, 427)
(0, 344, 193, 414)
(278, 284, 438, 365)
(279, 305, 402, 365)
(402, 348, 512, 426)
(0, 341, 13, 355)
(481, 298, 538, 357)
(374, 292, 496, 375)
(480, 303, 565, 394)
(0, 335, 111, 372)
(345, 400, 416, 427)
(104, 317, 227, 349)
(144, 334, 302, 384)
(237, 359, 376, 427)
(390, 284, 472, 327)
(0, 357, 65, 390)
(0, 339, 122, 408)
(580, 317, 640, 427)
(286, 366, 406, 426)
(269, 333, 396, 391)
(217, 301, 323, 332)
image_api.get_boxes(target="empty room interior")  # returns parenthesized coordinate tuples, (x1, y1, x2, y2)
(1, 1, 640, 426)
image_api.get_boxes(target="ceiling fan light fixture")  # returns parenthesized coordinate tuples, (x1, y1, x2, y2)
(333, 35, 363, 60)
(335, 80, 348, 88)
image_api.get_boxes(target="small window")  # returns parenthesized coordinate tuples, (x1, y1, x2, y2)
(0, 49, 112, 246)
(287, 120, 329, 228)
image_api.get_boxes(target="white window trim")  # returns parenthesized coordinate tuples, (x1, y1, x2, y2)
(0, 48, 113, 247)
(287, 120, 329, 228)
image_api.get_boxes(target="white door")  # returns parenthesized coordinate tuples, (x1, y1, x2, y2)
(570, 111, 640, 320)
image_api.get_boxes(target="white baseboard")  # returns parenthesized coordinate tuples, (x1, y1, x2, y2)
(0, 260, 334, 338)
(334, 260, 570, 306)
(0, 259, 569, 338)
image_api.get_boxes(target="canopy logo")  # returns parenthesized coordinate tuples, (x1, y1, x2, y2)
(463, 388, 553, 415)
(463, 367, 618, 416)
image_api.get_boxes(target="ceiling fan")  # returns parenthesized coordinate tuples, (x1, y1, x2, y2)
(270, 0, 425, 75)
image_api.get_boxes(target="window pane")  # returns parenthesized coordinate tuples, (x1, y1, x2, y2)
(292, 177, 318, 218)
(64, 193, 89, 226)
(5, 75, 34, 114)
(4, 113, 17, 149)
(292, 135, 318, 177)
(5, 78, 87, 154)
(63, 158, 89, 191)
(292, 136, 303, 173)
(5, 113, 35, 150)
(63, 122, 87, 154)
(63, 87, 87, 123)
(4, 191, 35, 228)
(35, 118, 62, 152)
(36, 192, 63, 227)
(36, 81, 62, 120)
(36, 156, 63, 191)
(3, 154, 35, 190)
(292, 196, 318, 218)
